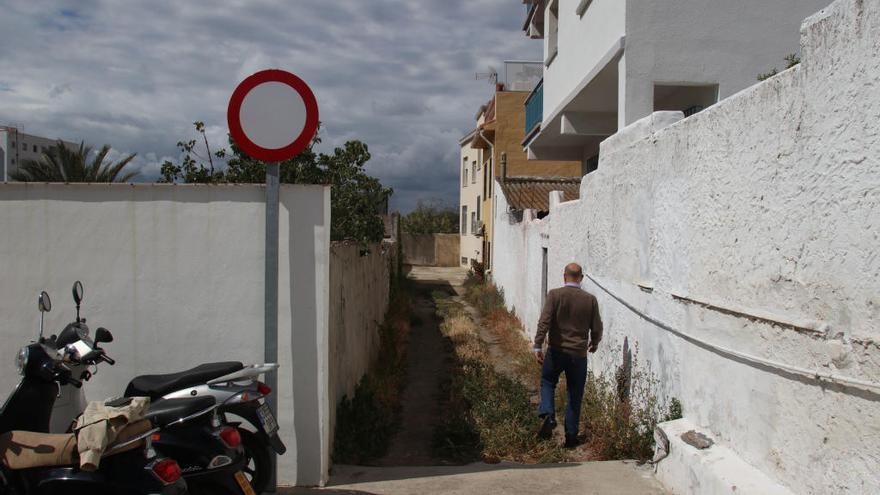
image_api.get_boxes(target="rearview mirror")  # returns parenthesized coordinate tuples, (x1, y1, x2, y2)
(38, 291, 52, 313)
(72, 281, 84, 305)
(95, 327, 114, 344)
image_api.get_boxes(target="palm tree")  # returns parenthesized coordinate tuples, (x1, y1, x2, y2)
(10, 140, 138, 182)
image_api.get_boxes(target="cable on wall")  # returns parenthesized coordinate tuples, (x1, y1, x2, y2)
(583, 272, 880, 397)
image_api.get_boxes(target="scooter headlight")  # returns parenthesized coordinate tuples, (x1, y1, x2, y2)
(15, 347, 28, 376)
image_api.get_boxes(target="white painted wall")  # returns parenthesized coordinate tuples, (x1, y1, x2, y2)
(496, 1, 880, 492)
(491, 182, 549, 341)
(0, 183, 331, 487)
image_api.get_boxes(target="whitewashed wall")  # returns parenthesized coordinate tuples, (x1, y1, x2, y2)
(496, 1, 880, 492)
(0, 183, 331, 487)
(491, 185, 549, 341)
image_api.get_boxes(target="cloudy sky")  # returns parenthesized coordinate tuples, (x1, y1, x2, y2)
(0, 1, 539, 211)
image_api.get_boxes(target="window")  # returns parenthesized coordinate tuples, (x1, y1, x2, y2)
(471, 161, 476, 184)
(461, 206, 468, 234)
(462, 158, 468, 187)
(463, 168, 468, 187)
(461, 257, 468, 266)
(33, 145, 37, 152)
(471, 212, 477, 235)
(21, 142, 26, 150)
(545, 0, 559, 66)
(488, 158, 493, 198)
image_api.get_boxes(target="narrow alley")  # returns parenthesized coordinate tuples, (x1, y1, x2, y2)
(287, 267, 667, 495)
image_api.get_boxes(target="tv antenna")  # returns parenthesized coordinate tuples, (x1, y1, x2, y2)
(475, 66, 498, 85)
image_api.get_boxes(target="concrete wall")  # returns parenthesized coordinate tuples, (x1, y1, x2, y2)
(0, 183, 331, 487)
(328, 241, 393, 443)
(495, 1, 880, 492)
(401, 233, 460, 267)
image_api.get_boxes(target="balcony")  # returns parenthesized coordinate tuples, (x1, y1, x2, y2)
(524, 79, 543, 136)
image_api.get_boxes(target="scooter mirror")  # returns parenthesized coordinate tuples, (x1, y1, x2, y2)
(38, 291, 52, 313)
(95, 327, 114, 344)
(72, 281, 84, 305)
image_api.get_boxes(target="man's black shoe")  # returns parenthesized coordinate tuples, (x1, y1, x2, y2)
(537, 415, 557, 440)
(564, 434, 580, 449)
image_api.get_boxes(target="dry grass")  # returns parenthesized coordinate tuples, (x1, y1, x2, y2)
(432, 291, 568, 464)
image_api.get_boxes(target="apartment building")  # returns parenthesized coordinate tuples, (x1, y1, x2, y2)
(521, 0, 831, 170)
(0, 126, 77, 181)
(458, 129, 484, 268)
(459, 61, 582, 272)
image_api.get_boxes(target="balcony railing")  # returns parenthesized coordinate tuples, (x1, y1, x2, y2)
(524, 79, 543, 135)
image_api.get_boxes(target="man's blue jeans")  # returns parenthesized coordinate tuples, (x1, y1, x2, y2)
(538, 347, 588, 437)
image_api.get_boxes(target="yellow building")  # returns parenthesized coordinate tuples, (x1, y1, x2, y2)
(462, 73, 581, 273)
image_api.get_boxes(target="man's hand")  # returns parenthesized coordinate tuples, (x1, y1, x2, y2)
(534, 349, 544, 364)
(588, 342, 599, 354)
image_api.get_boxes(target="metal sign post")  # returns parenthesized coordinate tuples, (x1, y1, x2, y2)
(228, 69, 319, 491)
(264, 161, 280, 490)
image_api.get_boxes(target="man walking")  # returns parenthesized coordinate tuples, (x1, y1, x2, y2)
(534, 263, 603, 447)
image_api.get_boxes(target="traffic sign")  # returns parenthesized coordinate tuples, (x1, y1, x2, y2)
(227, 69, 319, 162)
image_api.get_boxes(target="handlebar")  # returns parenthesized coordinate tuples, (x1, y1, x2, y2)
(99, 354, 116, 366)
(67, 376, 83, 388)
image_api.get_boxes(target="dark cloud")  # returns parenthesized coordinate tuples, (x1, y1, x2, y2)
(0, 0, 539, 211)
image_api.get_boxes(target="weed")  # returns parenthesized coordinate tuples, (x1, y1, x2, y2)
(332, 281, 412, 464)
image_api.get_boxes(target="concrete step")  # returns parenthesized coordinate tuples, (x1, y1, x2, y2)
(655, 419, 795, 495)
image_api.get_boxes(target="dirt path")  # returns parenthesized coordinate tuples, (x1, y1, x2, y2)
(374, 282, 449, 466)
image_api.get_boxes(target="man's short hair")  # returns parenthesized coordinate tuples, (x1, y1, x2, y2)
(564, 263, 583, 279)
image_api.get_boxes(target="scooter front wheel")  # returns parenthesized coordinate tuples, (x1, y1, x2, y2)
(240, 428, 272, 493)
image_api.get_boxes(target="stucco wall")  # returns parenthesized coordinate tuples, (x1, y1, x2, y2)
(0, 183, 331, 487)
(496, 1, 880, 492)
(401, 233, 460, 267)
(328, 241, 393, 446)
(491, 183, 549, 341)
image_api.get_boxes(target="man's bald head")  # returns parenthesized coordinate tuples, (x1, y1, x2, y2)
(564, 263, 583, 283)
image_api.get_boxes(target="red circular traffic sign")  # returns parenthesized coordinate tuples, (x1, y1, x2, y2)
(227, 69, 319, 162)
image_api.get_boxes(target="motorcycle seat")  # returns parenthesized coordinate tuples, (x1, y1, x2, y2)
(124, 361, 244, 399)
(0, 419, 152, 470)
(146, 397, 216, 428)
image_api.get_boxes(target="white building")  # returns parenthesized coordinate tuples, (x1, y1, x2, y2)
(521, 0, 832, 170)
(0, 126, 77, 181)
(458, 128, 484, 267)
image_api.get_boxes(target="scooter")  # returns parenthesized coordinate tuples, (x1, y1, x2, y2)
(50, 282, 284, 492)
(0, 290, 187, 495)
(48, 282, 256, 495)
(124, 362, 283, 493)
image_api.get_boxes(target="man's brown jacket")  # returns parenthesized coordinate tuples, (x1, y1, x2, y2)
(535, 285, 603, 357)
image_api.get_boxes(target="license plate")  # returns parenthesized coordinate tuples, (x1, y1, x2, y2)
(256, 402, 278, 434)
(235, 471, 257, 495)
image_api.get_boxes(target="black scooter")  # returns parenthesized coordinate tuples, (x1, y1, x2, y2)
(49, 282, 256, 495)
(0, 290, 187, 495)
